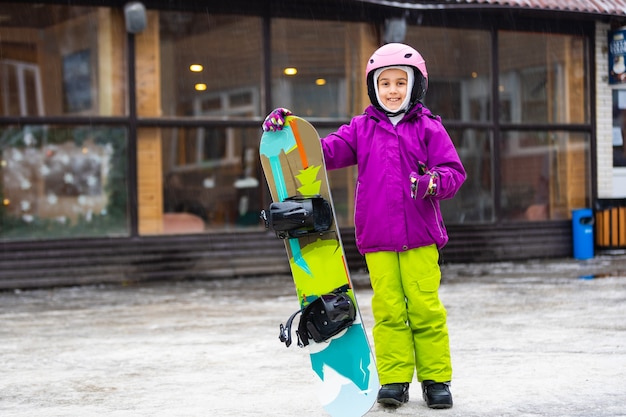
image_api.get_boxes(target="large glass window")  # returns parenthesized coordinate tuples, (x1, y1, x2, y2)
(406, 27, 495, 223)
(407, 27, 493, 123)
(160, 126, 262, 232)
(499, 31, 588, 124)
(499, 131, 590, 221)
(268, 19, 371, 225)
(156, 13, 263, 118)
(440, 129, 494, 223)
(0, 125, 129, 240)
(270, 18, 365, 118)
(0, 3, 129, 242)
(613, 89, 626, 167)
(132, 12, 265, 235)
(0, 3, 127, 117)
(498, 31, 590, 221)
(403, 27, 590, 224)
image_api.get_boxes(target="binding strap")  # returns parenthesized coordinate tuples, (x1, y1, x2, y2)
(278, 284, 355, 348)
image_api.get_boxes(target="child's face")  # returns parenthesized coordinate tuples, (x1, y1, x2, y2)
(377, 68, 408, 112)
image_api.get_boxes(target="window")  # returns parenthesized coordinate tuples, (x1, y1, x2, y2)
(499, 31, 588, 124)
(613, 90, 626, 167)
(183, 87, 259, 168)
(0, 125, 129, 240)
(156, 13, 263, 118)
(0, 61, 43, 116)
(161, 127, 262, 229)
(149, 12, 265, 234)
(403, 26, 590, 224)
(407, 27, 492, 122)
(406, 27, 495, 223)
(0, 3, 127, 117)
(498, 31, 590, 221)
(270, 18, 363, 118)
(0, 3, 129, 242)
(269, 18, 370, 224)
(440, 129, 494, 223)
(499, 131, 590, 221)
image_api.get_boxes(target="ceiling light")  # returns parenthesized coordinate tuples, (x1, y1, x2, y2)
(190, 64, 204, 72)
(315, 78, 326, 86)
(284, 67, 297, 76)
(195, 83, 207, 91)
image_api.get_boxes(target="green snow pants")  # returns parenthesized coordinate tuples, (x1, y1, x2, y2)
(365, 245, 452, 385)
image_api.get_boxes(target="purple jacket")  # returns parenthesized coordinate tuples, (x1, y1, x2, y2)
(321, 103, 466, 254)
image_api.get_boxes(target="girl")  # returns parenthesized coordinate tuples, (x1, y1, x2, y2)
(263, 42, 466, 409)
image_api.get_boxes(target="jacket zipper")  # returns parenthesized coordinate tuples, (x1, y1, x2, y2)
(429, 198, 445, 239)
(354, 181, 360, 242)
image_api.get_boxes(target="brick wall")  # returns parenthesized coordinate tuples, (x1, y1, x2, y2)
(595, 21, 615, 198)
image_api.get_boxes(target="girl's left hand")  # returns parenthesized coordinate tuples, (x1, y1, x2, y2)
(410, 162, 439, 199)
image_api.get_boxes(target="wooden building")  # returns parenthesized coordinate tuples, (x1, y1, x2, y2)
(1, 0, 626, 289)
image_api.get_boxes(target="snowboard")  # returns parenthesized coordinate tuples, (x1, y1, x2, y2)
(259, 115, 379, 417)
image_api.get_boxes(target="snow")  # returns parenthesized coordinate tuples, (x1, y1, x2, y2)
(1, 255, 625, 417)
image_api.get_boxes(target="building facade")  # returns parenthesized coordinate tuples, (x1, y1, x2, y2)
(1, 0, 626, 288)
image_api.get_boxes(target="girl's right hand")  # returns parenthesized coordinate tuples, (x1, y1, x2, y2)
(262, 108, 293, 132)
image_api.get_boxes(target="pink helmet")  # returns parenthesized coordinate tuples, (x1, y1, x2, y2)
(366, 43, 428, 110)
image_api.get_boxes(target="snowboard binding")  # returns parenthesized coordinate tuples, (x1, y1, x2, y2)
(279, 285, 356, 348)
(261, 195, 332, 239)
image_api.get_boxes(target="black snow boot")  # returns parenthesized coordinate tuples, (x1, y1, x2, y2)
(422, 380, 453, 409)
(377, 383, 409, 406)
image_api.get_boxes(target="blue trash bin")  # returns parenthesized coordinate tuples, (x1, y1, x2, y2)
(572, 208, 594, 260)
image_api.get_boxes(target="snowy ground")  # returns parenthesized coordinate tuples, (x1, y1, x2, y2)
(1, 254, 625, 417)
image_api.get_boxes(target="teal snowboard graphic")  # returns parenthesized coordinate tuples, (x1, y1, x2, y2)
(260, 115, 378, 417)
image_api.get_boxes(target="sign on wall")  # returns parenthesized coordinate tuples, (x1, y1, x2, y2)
(609, 28, 626, 84)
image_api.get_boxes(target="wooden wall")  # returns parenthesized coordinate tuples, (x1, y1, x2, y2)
(0, 222, 574, 290)
(135, 11, 164, 234)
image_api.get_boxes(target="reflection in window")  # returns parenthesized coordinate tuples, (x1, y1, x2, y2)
(0, 125, 129, 240)
(0, 61, 44, 116)
(406, 27, 492, 122)
(0, 3, 127, 117)
(499, 31, 587, 124)
(157, 13, 263, 118)
(268, 18, 370, 230)
(500, 131, 590, 221)
(441, 129, 494, 223)
(161, 127, 263, 231)
(612, 90, 626, 167)
(271, 19, 360, 118)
